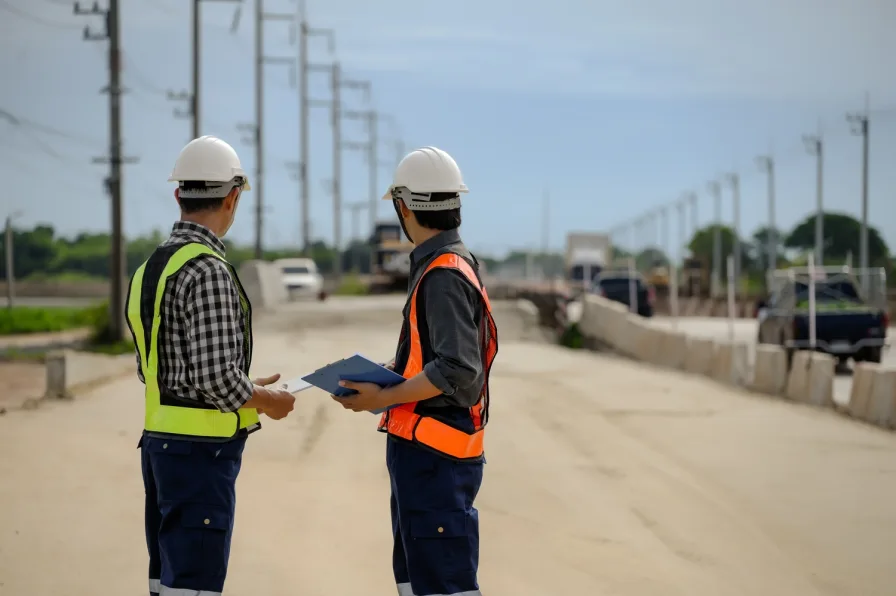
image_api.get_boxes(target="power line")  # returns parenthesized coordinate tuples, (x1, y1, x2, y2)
(0, 0, 79, 29)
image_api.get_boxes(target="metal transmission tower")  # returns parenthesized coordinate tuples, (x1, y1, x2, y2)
(297, 3, 333, 253)
(707, 180, 722, 298)
(802, 129, 824, 266)
(237, 2, 295, 258)
(75, 0, 137, 341)
(847, 98, 870, 287)
(166, 0, 241, 139)
(756, 155, 777, 273)
(724, 172, 741, 294)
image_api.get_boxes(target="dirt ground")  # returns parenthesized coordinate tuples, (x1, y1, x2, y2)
(1, 301, 895, 595)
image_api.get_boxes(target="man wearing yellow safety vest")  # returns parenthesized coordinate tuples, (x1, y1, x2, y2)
(126, 136, 296, 596)
(334, 147, 498, 596)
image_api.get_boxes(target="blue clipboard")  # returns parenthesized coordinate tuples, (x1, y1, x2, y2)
(301, 354, 405, 415)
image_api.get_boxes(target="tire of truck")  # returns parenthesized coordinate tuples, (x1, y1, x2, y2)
(861, 347, 883, 364)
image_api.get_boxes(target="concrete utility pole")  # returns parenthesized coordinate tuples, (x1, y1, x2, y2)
(345, 201, 366, 272)
(756, 155, 777, 274)
(676, 200, 686, 264)
(309, 63, 371, 282)
(724, 173, 741, 293)
(707, 180, 722, 298)
(802, 128, 824, 266)
(4, 214, 18, 309)
(297, 3, 333, 253)
(76, 0, 137, 341)
(847, 96, 870, 287)
(684, 192, 697, 249)
(167, 0, 242, 140)
(659, 206, 669, 260)
(237, 3, 295, 259)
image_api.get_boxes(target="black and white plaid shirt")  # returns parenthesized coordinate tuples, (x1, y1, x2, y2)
(134, 221, 254, 413)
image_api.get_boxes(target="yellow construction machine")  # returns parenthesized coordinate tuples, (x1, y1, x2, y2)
(368, 221, 414, 293)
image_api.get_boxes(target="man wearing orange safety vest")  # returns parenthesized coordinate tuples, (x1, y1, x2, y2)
(334, 146, 497, 596)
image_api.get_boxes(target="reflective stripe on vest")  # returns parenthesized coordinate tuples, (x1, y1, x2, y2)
(126, 242, 260, 439)
(377, 252, 498, 460)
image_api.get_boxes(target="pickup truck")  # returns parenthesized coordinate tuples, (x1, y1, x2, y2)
(757, 277, 889, 364)
(593, 272, 655, 318)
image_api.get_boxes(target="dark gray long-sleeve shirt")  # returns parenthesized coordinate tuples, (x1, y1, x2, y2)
(396, 229, 485, 410)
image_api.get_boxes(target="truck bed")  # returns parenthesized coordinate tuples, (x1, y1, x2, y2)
(792, 309, 887, 354)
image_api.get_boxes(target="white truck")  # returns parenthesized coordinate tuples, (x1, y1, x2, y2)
(565, 232, 611, 292)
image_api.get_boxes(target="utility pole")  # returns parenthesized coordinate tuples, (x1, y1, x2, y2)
(756, 155, 777, 274)
(76, 0, 137, 341)
(802, 128, 824, 266)
(724, 173, 741, 294)
(659, 206, 669, 261)
(541, 190, 550, 279)
(167, 0, 242, 140)
(847, 95, 870, 289)
(708, 180, 722, 298)
(238, 3, 295, 259)
(345, 201, 366, 272)
(309, 63, 370, 282)
(676, 200, 686, 264)
(4, 214, 17, 309)
(297, 3, 333, 253)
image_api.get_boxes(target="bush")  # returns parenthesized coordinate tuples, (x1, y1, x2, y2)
(0, 305, 100, 335)
(333, 274, 369, 296)
(558, 323, 584, 349)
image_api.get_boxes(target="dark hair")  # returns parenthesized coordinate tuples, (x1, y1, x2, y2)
(178, 181, 227, 214)
(413, 192, 461, 231)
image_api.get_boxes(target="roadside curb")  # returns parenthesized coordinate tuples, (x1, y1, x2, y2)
(43, 349, 134, 401)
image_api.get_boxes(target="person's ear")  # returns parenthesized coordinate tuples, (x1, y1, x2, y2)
(224, 187, 240, 212)
(399, 200, 411, 219)
(174, 187, 181, 207)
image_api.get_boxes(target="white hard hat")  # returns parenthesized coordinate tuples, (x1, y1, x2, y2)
(382, 146, 468, 211)
(168, 135, 251, 196)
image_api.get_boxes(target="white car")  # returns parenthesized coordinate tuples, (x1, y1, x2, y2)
(276, 258, 323, 300)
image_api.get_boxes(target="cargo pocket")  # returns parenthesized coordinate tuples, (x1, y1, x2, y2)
(176, 504, 232, 582)
(407, 510, 475, 582)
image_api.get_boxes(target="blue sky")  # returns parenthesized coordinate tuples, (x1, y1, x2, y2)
(1, 0, 895, 259)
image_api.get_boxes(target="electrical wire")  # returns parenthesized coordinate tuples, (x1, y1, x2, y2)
(0, 0, 81, 30)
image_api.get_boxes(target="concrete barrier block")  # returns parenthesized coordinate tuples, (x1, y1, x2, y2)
(633, 324, 663, 363)
(805, 353, 835, 408)
(866, 367, 896, 429)
(683, 337, 715, 376)
(750, 345, 789, 395)
(44, 349, 134, 399)
(657, 331, 688, 369)
(238, 260, 288, 311)
(847, 363, 877, 419)
(712, 341, 749, 386)
(785, 351, 812, 401)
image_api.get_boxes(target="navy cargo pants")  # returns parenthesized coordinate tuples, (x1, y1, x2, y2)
(139, 434, 246, 596)
(387, 435, 484, 596)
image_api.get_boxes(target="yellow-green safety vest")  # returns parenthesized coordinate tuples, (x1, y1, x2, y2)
(126, 242, 260, 439)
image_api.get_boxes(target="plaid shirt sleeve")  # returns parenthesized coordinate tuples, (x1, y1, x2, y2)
(181, 257, 255, 413)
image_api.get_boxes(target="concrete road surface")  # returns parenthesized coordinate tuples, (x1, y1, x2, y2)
(653, 316, 896, 408)
(2, 303, 896, 595)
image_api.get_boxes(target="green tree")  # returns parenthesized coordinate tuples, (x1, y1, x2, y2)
(636, 247, 668, 270)
(687, 224, 754, 271)
(785, 212, 889, 266)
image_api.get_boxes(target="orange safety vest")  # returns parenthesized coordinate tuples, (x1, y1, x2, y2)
(377, 252, 498, 460)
